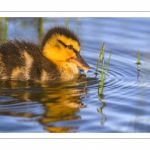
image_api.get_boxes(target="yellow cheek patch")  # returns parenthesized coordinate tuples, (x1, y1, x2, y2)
(43, 34, 80, 63)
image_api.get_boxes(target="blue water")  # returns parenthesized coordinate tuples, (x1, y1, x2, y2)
(0, 17, 150, 132)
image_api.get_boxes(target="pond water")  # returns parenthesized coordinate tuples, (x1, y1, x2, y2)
(0, 17, 150, 133)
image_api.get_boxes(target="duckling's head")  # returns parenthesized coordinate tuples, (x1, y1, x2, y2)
(41, 26, 90, 72)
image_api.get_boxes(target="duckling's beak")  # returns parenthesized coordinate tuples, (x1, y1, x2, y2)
(70, 53, 90, 71)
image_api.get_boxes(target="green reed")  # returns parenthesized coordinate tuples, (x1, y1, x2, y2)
(4, 18, 9, 42)
(95, 42, 105, 76)
(38, 17, 44, 40)
(99, 50, 112, 94)
(137, 50, 141, 64)
(96, 43, 112, 95)
(65, 18, 69, 27)
(137, 50, 141, 72)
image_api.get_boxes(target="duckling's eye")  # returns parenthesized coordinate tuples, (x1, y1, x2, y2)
(67, 45, 73, 50)
(67, 45, 79, 54)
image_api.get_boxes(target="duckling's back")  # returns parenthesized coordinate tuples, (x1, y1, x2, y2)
(0, 40, 60, 82)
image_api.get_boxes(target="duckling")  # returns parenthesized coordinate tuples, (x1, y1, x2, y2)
(0, 26, 90, 82)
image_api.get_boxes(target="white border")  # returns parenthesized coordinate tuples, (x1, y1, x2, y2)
(0, 133, 150, 139)
(0, 11, 150, 17)
(0, 0, 150, 12)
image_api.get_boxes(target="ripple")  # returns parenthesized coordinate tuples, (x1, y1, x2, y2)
(0, 101, 44, 116)
(83, 52, 143, 101)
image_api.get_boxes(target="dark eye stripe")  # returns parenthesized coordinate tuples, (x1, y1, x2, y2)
(57, 39, 79, 54)
(58, 39, 66, 48)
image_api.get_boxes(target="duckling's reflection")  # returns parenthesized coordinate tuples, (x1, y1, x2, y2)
(0, 80, 87, 133)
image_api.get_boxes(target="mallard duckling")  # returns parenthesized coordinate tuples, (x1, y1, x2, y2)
(0, 26, 90, 82)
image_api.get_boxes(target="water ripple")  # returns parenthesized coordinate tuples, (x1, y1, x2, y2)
(0, 101, 44, 116)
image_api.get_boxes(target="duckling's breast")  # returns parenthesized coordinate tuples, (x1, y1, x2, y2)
(58, 62, 80, 82)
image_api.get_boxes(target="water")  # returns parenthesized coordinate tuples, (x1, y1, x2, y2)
(0, 17, 150, 133)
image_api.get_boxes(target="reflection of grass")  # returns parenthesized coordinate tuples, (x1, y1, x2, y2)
(97, 98, 107, 125)
(96, 43, 112, 95)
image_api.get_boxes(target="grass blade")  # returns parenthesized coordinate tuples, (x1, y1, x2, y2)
(99, 72, 106, 94)
(99, 50, 112, 95)
(38, 17, 44, 40)
(95, 42, 105, 76)
(65, 18, 69, 27)
(137, 50, 141, 65)
(4, 17, 9, 42)
(105, 50, 112, 74)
